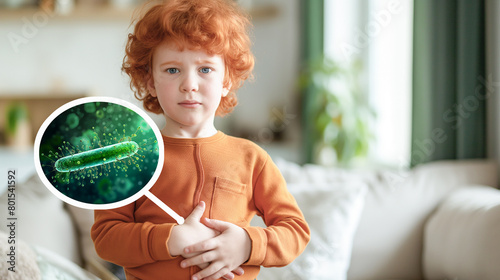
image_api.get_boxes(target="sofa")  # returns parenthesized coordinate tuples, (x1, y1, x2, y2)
(0, 148, 117, 280)
(1, 149, 499, 279)
(256, 158, 500, 280)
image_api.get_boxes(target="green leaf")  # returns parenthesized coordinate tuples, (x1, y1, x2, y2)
(6, 102, 28, 135)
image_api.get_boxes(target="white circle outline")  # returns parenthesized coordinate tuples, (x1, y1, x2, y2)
(33, 96, 165, 210)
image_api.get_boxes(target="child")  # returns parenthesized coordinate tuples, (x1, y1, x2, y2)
(91, 0, 310, 279)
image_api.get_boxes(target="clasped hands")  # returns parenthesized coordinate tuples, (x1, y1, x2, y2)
(167, 201, 251, 280)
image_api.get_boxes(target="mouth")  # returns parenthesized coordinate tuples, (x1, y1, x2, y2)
(178, 100, 202, 108)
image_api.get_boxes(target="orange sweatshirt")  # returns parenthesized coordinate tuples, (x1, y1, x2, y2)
(91, 131, 310, 280)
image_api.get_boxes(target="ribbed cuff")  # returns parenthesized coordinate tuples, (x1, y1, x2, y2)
(149, 223, 177, 261)
(243, 226, 267, 266)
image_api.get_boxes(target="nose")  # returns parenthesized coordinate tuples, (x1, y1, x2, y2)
(180, 72, 198, 93)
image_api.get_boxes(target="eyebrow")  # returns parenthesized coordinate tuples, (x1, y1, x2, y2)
(196, 59, 217, 65)
(159, 59, 217, 68)
(159, 61, 181, 68)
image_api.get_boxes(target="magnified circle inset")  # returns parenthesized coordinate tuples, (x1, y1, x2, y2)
(34, 96, 165, 210)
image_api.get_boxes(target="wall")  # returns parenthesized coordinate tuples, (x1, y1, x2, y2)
(0, 14, 132, 98)
(0, 0, 302, 160)
(218, 0, 301, 151)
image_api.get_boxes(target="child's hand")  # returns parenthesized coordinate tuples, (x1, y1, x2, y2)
(194, 263, 244, 280)
(167, 202, 245, 280)
(180, 218, 251, 280)
(167, 201, 218, 257)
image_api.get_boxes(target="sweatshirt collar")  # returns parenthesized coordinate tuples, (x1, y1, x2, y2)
(161, 130, 226, 145)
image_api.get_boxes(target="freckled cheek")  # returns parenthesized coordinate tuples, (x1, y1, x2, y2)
(154, 88, 178, 110)
(154, 81, 178, 98)
(155, 78, 176, 90)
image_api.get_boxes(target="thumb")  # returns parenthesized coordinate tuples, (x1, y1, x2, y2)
(203, 217, 232, 232)
(185, 201, 206, 222)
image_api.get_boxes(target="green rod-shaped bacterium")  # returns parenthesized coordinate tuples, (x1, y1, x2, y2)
(55, 141, 139, 172)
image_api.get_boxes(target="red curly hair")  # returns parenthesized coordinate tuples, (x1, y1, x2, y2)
(122, 0, 255, 116)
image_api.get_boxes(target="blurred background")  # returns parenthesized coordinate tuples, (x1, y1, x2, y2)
(0, 0, 499, 169)
(1, 1, 500, 279)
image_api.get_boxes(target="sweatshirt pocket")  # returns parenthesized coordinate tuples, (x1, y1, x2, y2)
(210, 177, 249, 227)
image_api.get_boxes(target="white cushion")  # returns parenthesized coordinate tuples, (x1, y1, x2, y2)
(33, 245, 100, 280)
(0, 174, 80, 265)
(0, 230, 41, 280)
(253, 163, 367, 280)
(349, 160, 498, 279)
(423, 186, 500, 280)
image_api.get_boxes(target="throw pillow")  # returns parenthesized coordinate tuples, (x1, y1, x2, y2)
(0, 230, 41, 280)
(423, 185, 500, 279)
(254, 182, 367, 280)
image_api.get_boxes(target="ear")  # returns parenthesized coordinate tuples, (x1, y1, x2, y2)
(146, 74, 157, 97)
(222, 82, 232, 97)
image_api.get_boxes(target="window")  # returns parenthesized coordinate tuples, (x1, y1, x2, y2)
(324, 0, 413, 167)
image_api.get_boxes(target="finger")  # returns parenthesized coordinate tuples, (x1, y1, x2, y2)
(232, 266, 244, 276)
(222, 272, 235, 280)
(185, 201, 206, 222)
(193, 262, 229, 280)
(202, 217, 232, 232)
(196, 263, 209, 270)
(203, 266, 232, 280)
(181, 251, 216, 268)
(184, 237, 218, 255)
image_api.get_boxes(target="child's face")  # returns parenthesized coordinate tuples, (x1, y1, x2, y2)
(148, 41, 229, 136)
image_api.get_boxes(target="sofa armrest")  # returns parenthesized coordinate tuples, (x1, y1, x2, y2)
(423, 186, 500, 280)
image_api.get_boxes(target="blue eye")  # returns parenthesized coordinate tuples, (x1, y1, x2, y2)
(166, 68, 179, 74)
(200, 67, 212, 74)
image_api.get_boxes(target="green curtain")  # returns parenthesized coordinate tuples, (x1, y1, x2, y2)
(300, 0, 324, 164)
(411, 0, 486, 167)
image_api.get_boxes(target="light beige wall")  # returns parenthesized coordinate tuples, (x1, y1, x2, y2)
(486, 0, 500, 170)
(0, 1, 302, 155)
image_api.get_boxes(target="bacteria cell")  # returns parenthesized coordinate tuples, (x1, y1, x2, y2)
(37, 100, 160, 205)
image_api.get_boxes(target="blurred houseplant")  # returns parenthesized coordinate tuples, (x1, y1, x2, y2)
(299, 57, 375, 166)
(5, 102, 32, 149)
